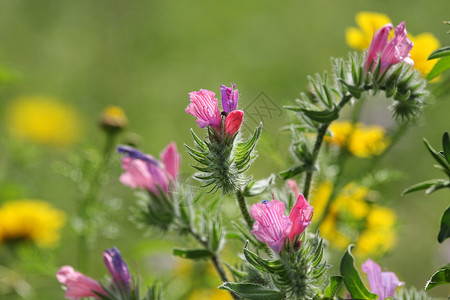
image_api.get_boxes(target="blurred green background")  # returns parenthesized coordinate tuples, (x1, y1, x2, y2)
(0, 0, 449, 299)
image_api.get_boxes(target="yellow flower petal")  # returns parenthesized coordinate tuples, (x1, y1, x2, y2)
(410, 33, 441, 77)
(346, 12, 392, 50)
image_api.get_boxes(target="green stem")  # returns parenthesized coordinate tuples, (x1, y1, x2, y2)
(235, 190, 254, 229)
(302, 94, 352, 199)
(188, 228, 239, 300)
(77, 132, 118, 271)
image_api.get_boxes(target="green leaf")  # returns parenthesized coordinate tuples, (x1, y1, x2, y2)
(324, 275, 343, 298)
(402, 179, 446, 195)
(428, 46, 450, 59)
(172, 248, 213, 260)
(340, 245, 377, 300)
(243, 174, 275, 197)
(302, 107, 339, 123)
(219, 282, 283, 300)
(425, 181, 450, 195)
(279, 164, 309, 179)
(243, 245, 284, 273)
(426, 56, 450, 80)
(442, 132, 450, 164)
(423, 138, 450, 174)
(425, 264, 450, 290)
(438, 206, 450, 243)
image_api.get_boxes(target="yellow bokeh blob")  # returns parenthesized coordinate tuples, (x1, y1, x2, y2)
(6, 96, 82, 147)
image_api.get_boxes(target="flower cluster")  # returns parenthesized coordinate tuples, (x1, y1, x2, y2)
(186, 84, 244, 138)
(118, 142, 180, 197)
(57, 247, 134, 299)
(0, 200, 66, 248)
(326, 121, 390, 158)
(312, 182, 397, 257)
(346, 11, 440, 77)
(250, 194, 313, 253)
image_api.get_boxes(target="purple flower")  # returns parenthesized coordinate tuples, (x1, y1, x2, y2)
(186, 89, 222, 131)
(366, 22, 414, 74)
(288, 194, 313, 241)
(56, 266, 107, 299)
(220, 84, 239, 113)
(362, 259, 404, 300)
(103, 247, 131, 291)
(118, 144, 181, 196)
(250, 200, 292, 253)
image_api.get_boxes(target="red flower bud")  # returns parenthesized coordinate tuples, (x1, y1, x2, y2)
(224, 110, 244, 136)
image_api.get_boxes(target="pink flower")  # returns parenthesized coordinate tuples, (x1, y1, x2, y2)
(118, 145, 171, 196)
(56, 266, 106, 300)
(186, 89, 222, 131)
(224, 110, 244, 136)
(220, 84, 239, 113)
(286, 179, 299, 195)
(366, 22, 414, 74)
(362, 259, 404, 300)
(250, 200, 292, 253)
(288, 194, 313, 241)
(160, 142, 180, 180)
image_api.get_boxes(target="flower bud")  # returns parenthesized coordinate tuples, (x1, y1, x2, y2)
(220, 84, 239, 113)
(56, 265, 106, 299)
(288, 194, 313, 241)
(103, 247, 131, 291)
(224, 110, 244, 136)
(99, 105, 128, 133)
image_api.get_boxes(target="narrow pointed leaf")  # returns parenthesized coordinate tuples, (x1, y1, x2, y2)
(442, 132, 450, 164)
(402, 179, 446, 195)
(219, 282, 283, 300)
(426, 56, 450, 80)
(243, 174, 275, 197)
(172, 248, 213, 260)
(428, 46, 450, 59)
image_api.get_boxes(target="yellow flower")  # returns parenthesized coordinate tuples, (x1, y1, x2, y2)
(327, 121, 390, 158)
(6, 96, 82, 147)
(355, 206, 397, 257)
(311, 182, 396, 257)
(0, 200, 66, 248)
(346, 11, 440, 77)
(188, 289, 233, 300)
(346, 12, 392, 50)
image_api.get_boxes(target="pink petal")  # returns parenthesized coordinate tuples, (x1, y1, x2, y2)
(160, 142, 180, 180)
(56, 266, 106, 299)
(224, 110, 244, 136)
(288, 194, 313, 240)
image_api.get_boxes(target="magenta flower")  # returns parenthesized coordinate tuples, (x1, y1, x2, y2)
(250, 200, 292, 253)
(366, 22, 414, 74)
(56, 266, 106, 300)
(224, 110, 244, 136)
(220, 84, 239, 113)
(160, 142, 180, 180)
(186, 89, 222, 132)
(118, 145, 171, 196)
(362, 259, 404, 300)
(288, 194, 313, 241)
(103, 247, 131, 291)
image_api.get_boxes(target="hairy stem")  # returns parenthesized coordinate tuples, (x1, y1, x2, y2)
(188, 228, 239, 300)
(302, 94, 352, 199)
(236, 190, 254, 229)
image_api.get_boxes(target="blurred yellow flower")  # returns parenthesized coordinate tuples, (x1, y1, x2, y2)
(6, 96, 82, 147)
(188, 289, 233, 300)
(0, 200, 66, 248)
(355, 206, 397, 256)
(346, 11, 440, 77)
(311, 182, 397, 257)
(327, 121, 390, 158)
